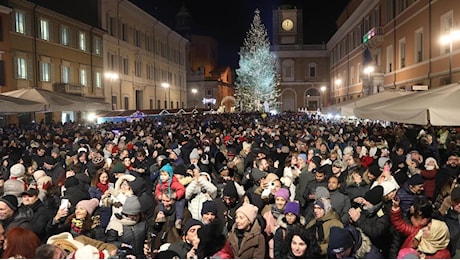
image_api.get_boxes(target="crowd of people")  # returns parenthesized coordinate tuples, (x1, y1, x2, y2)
(0, 111, 458, 258)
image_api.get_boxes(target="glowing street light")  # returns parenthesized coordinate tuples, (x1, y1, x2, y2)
(104, 72, 119, 110)
(161, 82, 170, 109)
(440, 29, 460, 84)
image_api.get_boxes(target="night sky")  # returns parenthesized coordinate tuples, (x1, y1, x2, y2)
(130, 0, 351, 69)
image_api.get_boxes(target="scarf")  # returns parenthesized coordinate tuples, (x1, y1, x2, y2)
(97, 182, 109, 194)
(71, 218, 84, 234)
(271, 204, 284, 220)
(106, 216, 137, 236)
(417, 219, 450, 254)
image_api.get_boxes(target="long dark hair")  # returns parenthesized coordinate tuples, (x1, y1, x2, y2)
(285, 228, 321, 259)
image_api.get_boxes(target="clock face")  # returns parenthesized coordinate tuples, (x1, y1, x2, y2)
(282, 19, 294, 31)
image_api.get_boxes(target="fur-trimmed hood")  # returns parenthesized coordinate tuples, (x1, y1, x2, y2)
(276, 213, 306, 229)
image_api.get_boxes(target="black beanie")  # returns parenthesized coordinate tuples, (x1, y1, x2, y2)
(201, 200, 218, 215)
(0, 195, 18, 211)
(223, 181, 238, 198)
(183, 218, 203, 235)
(367, 163, 382, 177)
(197, 219, 226, 258)
(364, 185, 384, 205)
(65, 176, 79, 188)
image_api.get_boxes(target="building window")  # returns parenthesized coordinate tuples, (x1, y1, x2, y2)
(415, 29, 423, 63)
(399, 38, 406, 69)
(134, 29, 141, 47)
(79, 68, 87, 86)
(122, 23, 128, 41)
(135, 59, 142, 77)
(124, 96, 129, 109)
(61, 65, 71, 83)
(60, 25, 70, 46)
(308, 63, 317, 78)
(386, 45, 393, 73)
(78, 32, 87, 51)
(39, 18, 49, 41)
(40, 61, 51, 82)
(15, 57, 27, 79)
(108, 52, 117, 70)
(108, 16, 116, 36)
(122, 57, 129, 75)
(146, 64, 153, 80)
(93, 36, 102, 55)
(95, 71, 102, 88)
(14, 11, 26, 34)
(149, 99, 153, 109)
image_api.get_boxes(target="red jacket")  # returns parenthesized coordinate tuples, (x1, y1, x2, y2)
(213, 241, 234, 259)
(154, 175, 185, 201)
(390, 207, 423, 249)
(421, 169, 437, 200)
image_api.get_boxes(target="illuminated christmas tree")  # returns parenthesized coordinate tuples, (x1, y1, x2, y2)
(235, 9, 280, 112)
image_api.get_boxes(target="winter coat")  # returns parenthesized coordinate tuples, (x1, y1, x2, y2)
(2, 207, 33, 232)
(345, 181, 370, 202)
(19, 199, 53, 242)
(294, 168, 314, 209)
(105, 217, 146, 259)
(227, 220, 266, 259)
(273, 214, 306, 259)
(211, 240, 234, 259)
(396, 182, 427, 214)
(346, 225, 384, 259)
(148, 204, 192, 251)
(391, 206, 426, 251)
(154, 175, 185, 201)
(306, 209, 344, 255)
(185, 178, 217, 220)
(421, 169, 437, 200)
(434, 208, 460, 257)
(330, 189, 351, 225)
(214, 197, 243, 234)
(352, 202, 391, 254)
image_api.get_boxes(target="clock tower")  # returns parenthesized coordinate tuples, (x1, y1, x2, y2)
(273, 6, 303, 45)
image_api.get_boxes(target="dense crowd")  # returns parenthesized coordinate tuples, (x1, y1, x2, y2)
(0, 112, 458, 259)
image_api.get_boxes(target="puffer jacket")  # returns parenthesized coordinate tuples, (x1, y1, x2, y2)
(227, 220, 266, 259)
(185, 178, 217, 220)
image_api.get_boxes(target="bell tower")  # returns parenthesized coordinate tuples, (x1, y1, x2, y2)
(273, 5, 303, 46)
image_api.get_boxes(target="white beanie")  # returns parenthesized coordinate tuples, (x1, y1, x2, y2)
(33, 170, 47, 181)
(10, 163, 25, 179)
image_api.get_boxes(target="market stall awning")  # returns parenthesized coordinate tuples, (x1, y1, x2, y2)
(0, 94, 46, 113)
(1, 88, 109, 112)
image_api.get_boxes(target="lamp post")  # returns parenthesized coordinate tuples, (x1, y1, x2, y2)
(320, 85, 326, 108)
(363, 65, 374, 95)
(440, 29, 460, 84)
(191, 88, 197, 108)
(104, 72, 119, 110)
(161, 82, 170, 109)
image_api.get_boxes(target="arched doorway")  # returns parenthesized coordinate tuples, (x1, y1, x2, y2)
(220, 96, 237, 112)
(281, 89, 296, 112)
(305, 88, 321, 111)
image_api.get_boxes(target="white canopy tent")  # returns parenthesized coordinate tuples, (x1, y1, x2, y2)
(1, 88, 109, 112)
(354, 83, 460, 126)
(0, 95, 46, 113)
(322, 91, 414, 117)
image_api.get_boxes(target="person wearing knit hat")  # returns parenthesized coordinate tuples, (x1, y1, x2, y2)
(235, 203, 258, 225)
(274, 187, 290, 202)
(364, 185, 384, 206)
(201, 200, 218, 224)
(228, 203, 265, 258)
(284, 201, 300, 217)
(223, 181, 239, 199)
(189, 148, 200, 160)
(33, 170, 46, 181)
(111, 161, 127, 175)
(316, 186, 330, 199)
(69, 244, 110, 259)
(0, 194, 18, 211)
(0, 194, 32, 232)
(76, 198, 99, 216)
(3, 179, 25, 199)
(121, 195, 141, 215)
(306, 197, 342, 256)
(165, 218, 203, 259)
(9, 163, 25, 180)
(407, 174, 425, 186)
(297, 153, 307, 163)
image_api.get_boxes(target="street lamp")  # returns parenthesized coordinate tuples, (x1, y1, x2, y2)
(440, 29, 460, 84)
(320, 85, 326, 108)
(191, 88, 197, 108)
(104, 72, 119, 110)
(363, 65, 374, 95)
(161, 82, 170, 109)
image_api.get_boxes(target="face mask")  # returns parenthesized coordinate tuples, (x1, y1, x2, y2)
(425, 165, 435, 171)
